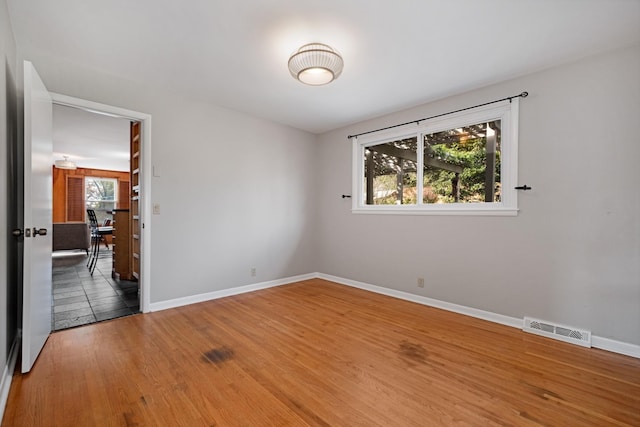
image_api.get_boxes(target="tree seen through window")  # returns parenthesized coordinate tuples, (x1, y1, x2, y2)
(85, 177, 117, 224)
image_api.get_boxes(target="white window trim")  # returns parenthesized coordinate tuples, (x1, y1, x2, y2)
(351, 99, 519, 216)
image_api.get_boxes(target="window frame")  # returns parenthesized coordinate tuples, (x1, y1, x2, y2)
(351, 99, 520, 216)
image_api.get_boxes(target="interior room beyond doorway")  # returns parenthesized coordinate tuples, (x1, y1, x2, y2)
(51, 104, 140, 330)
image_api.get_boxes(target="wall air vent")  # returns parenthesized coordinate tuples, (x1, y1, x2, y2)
(523, 317, 591, 348)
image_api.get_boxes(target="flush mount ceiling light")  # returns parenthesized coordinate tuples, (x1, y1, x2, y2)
(288, 43, 344, 86)
(54, 155, 77, 170)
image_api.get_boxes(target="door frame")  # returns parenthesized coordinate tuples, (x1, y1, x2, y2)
(51, 93, 152, 313)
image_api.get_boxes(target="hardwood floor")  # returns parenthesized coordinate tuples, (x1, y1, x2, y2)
(4, 279, 639, 426)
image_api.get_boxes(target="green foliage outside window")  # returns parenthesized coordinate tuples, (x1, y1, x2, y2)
(366, 121, 501, 205)
(425, 137, 501, 203)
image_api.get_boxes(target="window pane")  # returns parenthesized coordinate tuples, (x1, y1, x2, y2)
(86, 177, 117, 224)
(86, 177, 116, 202)
(423, 120, 501, 204)
(364, 137, 418, 205)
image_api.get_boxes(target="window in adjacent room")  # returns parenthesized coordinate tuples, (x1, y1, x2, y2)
(352, 99, 519, 215)
(85, 177, 117, 224)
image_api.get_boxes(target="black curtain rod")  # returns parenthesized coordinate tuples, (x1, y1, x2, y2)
(347, 91, 528, 139)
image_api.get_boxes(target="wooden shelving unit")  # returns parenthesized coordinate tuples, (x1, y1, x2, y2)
(111, 209, 132, 280)
(130, 121, 141, 281)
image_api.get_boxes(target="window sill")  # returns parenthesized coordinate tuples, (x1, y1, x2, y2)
(351, 206, 519, 216)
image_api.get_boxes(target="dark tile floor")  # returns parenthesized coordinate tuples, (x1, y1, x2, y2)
(52, 249, 139, 331)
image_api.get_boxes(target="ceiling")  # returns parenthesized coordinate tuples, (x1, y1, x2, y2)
(7, 0, 640, 135)
(53, 104, 130, 172)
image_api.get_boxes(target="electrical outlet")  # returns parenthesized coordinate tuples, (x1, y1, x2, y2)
(251, 268, 256, 277)
(153, 203, 161, 214)
(417, 277, 425, 288)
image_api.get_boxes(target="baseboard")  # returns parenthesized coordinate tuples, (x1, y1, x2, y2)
(0, 330, 21, 421)
(149, 273, 317, 312)
(592, 336, 640, 359)
(316, 273, 522, 329)
(315, 273, 640, 359)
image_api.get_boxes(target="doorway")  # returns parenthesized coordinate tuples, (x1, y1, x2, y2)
(50, 93, 151, 328)
(51, 104, 139, 330)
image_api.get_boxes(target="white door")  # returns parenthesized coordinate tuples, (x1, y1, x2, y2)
(22, 60, 53, 373)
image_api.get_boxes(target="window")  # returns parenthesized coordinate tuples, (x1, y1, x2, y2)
(85, 177, 117, 223)
(352, 100, 519, 215)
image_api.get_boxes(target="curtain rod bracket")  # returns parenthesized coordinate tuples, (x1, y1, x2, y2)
(514, 185, 532, 191)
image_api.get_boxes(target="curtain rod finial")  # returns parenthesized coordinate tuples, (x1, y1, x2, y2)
(520, 91, 528, 98)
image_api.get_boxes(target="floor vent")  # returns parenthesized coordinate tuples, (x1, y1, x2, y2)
(523, 317, 591, 348)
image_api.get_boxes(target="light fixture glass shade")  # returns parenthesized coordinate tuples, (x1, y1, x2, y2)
(288, 43, 344, 86)
(54, 156, 77, 170)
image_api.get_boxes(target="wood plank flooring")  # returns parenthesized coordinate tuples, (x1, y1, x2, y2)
(3, 279, 639, 426)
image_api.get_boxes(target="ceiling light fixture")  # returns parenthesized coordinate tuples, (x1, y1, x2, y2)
(288, 43, 344, 86)
(54, 155, 77, 170)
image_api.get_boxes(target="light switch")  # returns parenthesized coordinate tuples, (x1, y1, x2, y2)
(153, 165, 161, 177)
(153, 203, 161, 214)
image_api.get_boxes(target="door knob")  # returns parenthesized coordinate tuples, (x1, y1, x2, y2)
(12, 228, 23, 237)
(32, 227, 47, 236)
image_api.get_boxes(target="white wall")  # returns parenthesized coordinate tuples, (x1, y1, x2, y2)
(148, 98, 318, 302)
(0, 0, 10, 370)
(18, 51, 319, 304)
(1, 0, 19, 398)
(316, 45, 640, 346)
(0, 0, 9, 366)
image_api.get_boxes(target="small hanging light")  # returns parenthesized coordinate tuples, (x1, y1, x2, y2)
(288, 43, 344, 86)
(54, 155, 77, 170)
